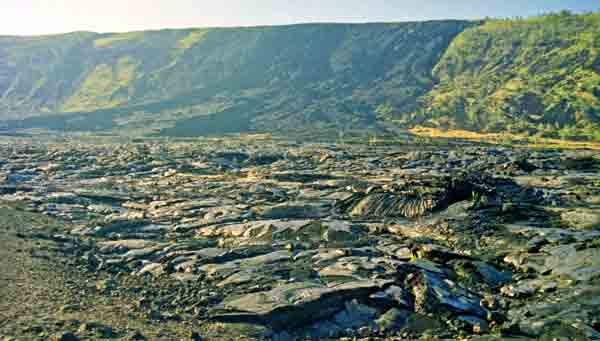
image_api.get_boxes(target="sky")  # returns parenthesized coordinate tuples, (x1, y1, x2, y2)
(1, 0, 599, 36)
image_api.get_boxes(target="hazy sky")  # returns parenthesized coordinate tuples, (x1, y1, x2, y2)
(2, 0, 599, 36)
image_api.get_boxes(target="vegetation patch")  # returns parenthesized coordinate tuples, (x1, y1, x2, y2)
(62, 56, 140, 112)
(409, 127, 600, 150)
(176, 29, 209, 50)
(94, 32, 144, 48)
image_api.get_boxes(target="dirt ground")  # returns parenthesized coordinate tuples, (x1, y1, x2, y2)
(0, 204, 200, 340)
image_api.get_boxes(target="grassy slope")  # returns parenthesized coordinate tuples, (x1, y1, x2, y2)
(416, 12, 600, 139)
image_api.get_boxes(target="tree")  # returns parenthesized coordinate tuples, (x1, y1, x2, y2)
(559, 10, 573, 17)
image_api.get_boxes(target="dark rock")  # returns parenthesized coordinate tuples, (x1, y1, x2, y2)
(77, 323, 114, 338)
(406, 271, 488, 318)
(332, 299, 378, 329)
(415, 244, 469, 263)
(375, 308, 410, 332)
(451, 260, 512, 287)
(253, 203, 329, 219)
(336, 173, 493, 218)
(305, 320, 344, 339)
(370, 285, 411, 307)
(51, 332, 79, 341)
(126, 330, 147, 340)
(456, 315, 490, 334)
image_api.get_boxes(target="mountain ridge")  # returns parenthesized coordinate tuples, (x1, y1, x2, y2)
(0, 19, 476, 37)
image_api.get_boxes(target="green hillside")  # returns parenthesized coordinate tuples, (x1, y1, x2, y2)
(414, 12, 600, 140)
(1, 13, 599, 138)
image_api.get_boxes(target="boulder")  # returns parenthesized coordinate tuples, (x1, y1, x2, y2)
(212, 280, 391, 329)
(406, 271, 488, 318)
(336, 173, 493, 218)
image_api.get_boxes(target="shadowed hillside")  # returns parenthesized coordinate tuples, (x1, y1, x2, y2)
(0, 21, 473, 135)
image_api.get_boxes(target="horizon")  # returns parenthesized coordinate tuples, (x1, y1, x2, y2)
(2, 0, 599, 36)
(4, 11, 600, 38)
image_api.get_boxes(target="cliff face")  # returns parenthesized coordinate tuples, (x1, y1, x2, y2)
(1, 13, 599, 138)
(0, 21, 475, 134)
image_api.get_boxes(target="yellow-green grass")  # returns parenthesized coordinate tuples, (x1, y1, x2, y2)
(94, 32, 144, 48)
(62, 56, 139, 112)
(409, 127, 600, 150)
(177, 30, 209, 50)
